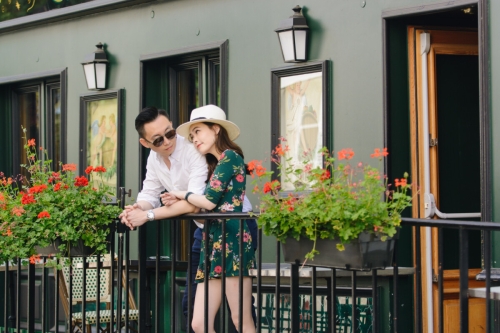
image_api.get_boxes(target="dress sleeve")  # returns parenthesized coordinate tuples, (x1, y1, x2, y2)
(204, 150, 244, 205)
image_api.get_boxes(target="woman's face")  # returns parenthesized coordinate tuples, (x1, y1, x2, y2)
(189, 123, 219, 156)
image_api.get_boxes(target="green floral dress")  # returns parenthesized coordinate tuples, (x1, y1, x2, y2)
(195, 149, 256, 282)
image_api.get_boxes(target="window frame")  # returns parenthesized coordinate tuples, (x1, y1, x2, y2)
(0, 68, 67, 176)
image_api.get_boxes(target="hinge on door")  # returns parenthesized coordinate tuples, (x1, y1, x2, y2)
(429, 136, 438, 147)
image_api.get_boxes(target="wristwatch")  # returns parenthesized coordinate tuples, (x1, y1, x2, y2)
(146, 209, 155, 222)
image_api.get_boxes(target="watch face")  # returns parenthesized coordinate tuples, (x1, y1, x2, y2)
(147, 211, 154, 221)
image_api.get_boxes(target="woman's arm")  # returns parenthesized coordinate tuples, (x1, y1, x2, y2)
(164, 191, 216, 211)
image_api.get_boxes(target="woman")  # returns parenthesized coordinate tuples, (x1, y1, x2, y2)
(164, 105, 256, 333)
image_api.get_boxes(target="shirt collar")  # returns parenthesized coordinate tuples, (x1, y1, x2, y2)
(169, 135, 185, 162)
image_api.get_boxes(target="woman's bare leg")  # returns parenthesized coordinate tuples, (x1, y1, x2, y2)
(225, 277, 256, 333)
(191, 280, 222, 333)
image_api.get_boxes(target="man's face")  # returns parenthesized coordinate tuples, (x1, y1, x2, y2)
(139, 115, 177, 158)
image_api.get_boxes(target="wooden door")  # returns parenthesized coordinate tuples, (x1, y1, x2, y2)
(408, 28, 485, 333)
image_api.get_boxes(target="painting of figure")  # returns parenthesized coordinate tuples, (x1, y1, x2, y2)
(85, 98, 118, 191)
(280, 72, 323, 190)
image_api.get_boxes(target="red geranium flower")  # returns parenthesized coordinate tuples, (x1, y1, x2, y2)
(37, 211, 50, 219)
(29, 184, 47, 194)
(62, 163, 77, 172)
(94, 166, 106, 173)
(74, 176, 89, 187)
(21, 193, 36, 205)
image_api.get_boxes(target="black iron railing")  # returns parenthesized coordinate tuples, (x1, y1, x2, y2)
(1, 210, 500, 332)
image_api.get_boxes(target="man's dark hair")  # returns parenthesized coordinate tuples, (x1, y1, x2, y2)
(135, 106, 170, 138)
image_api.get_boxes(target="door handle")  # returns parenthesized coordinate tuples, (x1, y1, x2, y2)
(424, 193, 481, 219)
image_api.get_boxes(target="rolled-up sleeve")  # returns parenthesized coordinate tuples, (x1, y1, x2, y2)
(136, 154, 163, 208)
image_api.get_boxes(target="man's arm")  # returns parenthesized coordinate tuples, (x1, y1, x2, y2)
(124, 199, 198, 229)
(120, 153, 161, 223)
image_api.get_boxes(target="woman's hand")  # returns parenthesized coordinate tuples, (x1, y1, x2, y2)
(161, 192, 180, 206)
(167, 191, 186, 200)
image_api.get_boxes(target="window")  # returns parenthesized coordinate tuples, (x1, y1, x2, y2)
(4, 77, 66, 177)
(168, 51, 222, 126)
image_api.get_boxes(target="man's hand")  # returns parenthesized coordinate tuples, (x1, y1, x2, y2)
(120, 203, 146, 230)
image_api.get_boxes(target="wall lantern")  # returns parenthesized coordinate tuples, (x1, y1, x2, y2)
(81, 43, 109, 90)
(275, 5, 309, 63)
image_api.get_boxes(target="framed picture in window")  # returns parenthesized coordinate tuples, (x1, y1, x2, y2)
(271, 61, 330, 191)
(79, 89, 123, 198)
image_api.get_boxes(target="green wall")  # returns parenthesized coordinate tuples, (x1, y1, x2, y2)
(489, 0, 500, 266)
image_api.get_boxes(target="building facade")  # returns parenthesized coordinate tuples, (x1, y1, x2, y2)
(0, 0, 497, 331)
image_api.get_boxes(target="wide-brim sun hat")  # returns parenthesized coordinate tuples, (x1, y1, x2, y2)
(176, 105, 240, 141)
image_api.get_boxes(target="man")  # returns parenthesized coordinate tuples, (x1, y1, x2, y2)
(120, 106, 257, 333)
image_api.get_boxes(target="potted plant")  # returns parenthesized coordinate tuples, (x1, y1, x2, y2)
(249, 138, 414, 270)
(0, 128, 121, 267)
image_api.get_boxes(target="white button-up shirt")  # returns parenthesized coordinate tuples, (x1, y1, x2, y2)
(137, 135, 208, 208)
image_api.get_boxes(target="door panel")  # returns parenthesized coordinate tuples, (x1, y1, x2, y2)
(409, 27, 483, 333)
(435, 54, 481, 269)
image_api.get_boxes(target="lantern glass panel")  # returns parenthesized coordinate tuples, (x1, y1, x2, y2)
(84, 63, 96, 90)
(95, 63, 107, 89)
(278, 30, 295, 62)
(294, 30, 307, 60)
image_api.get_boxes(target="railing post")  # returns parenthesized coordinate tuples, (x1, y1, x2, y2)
(393, 239, 398, 333)
(221, 219, 227, 333)
(311, 266, 317, 333)
(415, 226, 422, 333)
(27, 262, 35, 333)
(372, 269, 378, 333)
(116, 223, 125, 331)
(485, 230, 491, 333)
(16, 258, 21, 332)
(137, 212, 149, 332)
(351, 271, 357, 333)
(330, 269, 336, 333)
(459, 227, 469, 333)
(290, 261, 300, 333)
(154, 220, 160, 332)
(275, 240, 281, 333)
(239, 219, 244, 333)
(438, 228, 444, 333)
(3, 260, 9, 333)
(170, 220, 178, 333)
(203, 220, 211, 333)
(256, 228, 262, 333)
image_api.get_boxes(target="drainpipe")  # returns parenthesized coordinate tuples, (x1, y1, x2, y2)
(420, 32, 434, 333)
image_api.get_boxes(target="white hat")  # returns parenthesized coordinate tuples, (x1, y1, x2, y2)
(176, 105, 240, 140)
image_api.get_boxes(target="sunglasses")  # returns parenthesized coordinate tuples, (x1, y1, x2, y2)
(145, 129, 176, 147)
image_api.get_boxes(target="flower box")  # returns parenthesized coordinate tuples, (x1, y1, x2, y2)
(249, 140, 414, 262)
(36, 239, 95, 257)
(281, 231, 398, 271)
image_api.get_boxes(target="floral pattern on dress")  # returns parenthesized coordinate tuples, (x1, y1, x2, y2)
(196, 150, 256, 282)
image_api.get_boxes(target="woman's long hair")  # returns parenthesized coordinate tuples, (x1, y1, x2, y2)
(204, 122, 244, 181)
